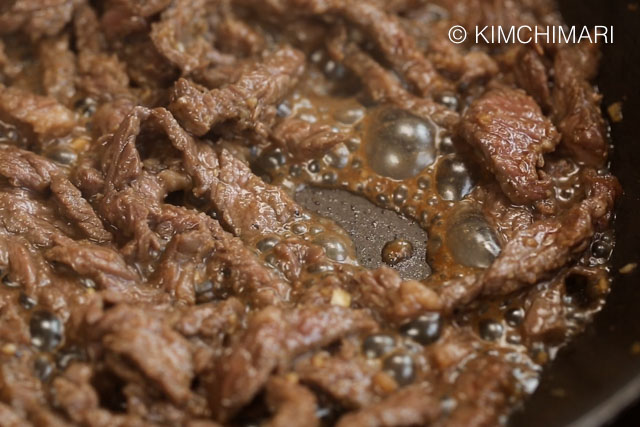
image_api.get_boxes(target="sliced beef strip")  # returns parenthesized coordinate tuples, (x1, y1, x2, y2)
(49, 174, 112, 243)
(265, 376, 319, 427)
(326, 32, 459, 130)
(44, 236, 140, 293)
(354, 267, 442, 324)
(335, 384, 440, 427)
(205, 148, 302, 237)
(331, 0, 450, 96)
(443, 355, 515, 427)
(0, 188, 72, 248)
(37, 34, 76, 105)
(215, 10, 266, 57)
(459, 87, 560, 205)
(0, 145, 58, 192)
(440, 171, 620, 310)
(295, 346, 381, 409)
(73, 2, 132, 102)
(148, 229, 214, 305)
(552, 42, 608, 167)
(53, 362, 147, 426)
(242, 0, 450, 95)
(91, 304, 195, 405)
(209, 305, 377, 421)
(482, 171, 619, 295)
(169, 46, 306, 136)
(271, 117, 347, 161)
(513, 46, 552, 111)
(0, 86, 75, 144)
(150, 0, 234, 75)
(0, 0, 74, 41)
(174, 298, 244, 340)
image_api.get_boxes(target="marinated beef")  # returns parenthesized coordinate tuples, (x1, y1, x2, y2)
(460, 87, 560, 205)
(0, 1, 620, 426)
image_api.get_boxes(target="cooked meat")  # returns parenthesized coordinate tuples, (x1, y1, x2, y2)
(0, 1, 620, 426)
(460, 87, 560, 204)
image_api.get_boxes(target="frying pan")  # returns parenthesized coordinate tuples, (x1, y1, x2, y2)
(298, 1, 640, 425)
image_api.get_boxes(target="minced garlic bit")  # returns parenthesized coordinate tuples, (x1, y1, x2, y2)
(607, 101, 623, 123)
(330, 288, 352, 307)
(619, 262, 638, 274)
(1, 343, 17, 355)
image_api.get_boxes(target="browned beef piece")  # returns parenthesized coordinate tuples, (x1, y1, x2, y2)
(149, 229, 214, 305)
(0, 145, 58, 191)
(243, 0, 449, 95)
(0, 188, 71, 247)
(209, 305, 377, 421)
(272, 117, 347, 161)
(203, 147, 302, 238)
(335, 384, 440, 427)
(216, 13, 266, 57)
(174, 298, 244, 340)
(0, 0, 74, 40)
(53, 362, 147, 426)
(327, 34, 459, 130)
(73, 3, 131, 101)
(331, 0, 450, 95)
(521, 277, 567, 342)
(91, 97, 136, 137)
(354, 267, 442, 324)
(38, 34, 76, 105)
(444, 355, 514, 427)
(151, 0, 234, 75)
(44, 236, 139, 292)
(552, 43, 608, 167)
(265, 377, 319, 427)
(482, 171, 619, 295)
(440, 171, 620, 310)
(50, 174, 112, 242)
(92, 304, 195, 405)
(295, 349, 381, 409)
(460, 87, 560, 204)
(169, 46, 305, 136)
(514, 47, 551, 111)
(0, 86, 75, 143)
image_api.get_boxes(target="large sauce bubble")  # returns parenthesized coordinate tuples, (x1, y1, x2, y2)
(365, 107, 436, 180)
(446, 208, 501, 268)
(436, 155, 474, 201)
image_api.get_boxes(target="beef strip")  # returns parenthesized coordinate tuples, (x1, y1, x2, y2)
(265, 376, 319, 427)
(513, 46, 552, 111)
(460, 87, 560, 204)
(0, 1, 621, 425)
(209, 305, 377, 421)
(272, 117, 347, 161)
(0, 0, 74, 41)
(37, 34, 76, 105)
(326, 32, 459, 130)
(49, 174, 112, 243)
(91, 304, 195, 405)
(552, 42, 608, 167)
(151, 0, 234, 75)
(440, 170, 620, 311)
(0, 86, 75, 144)
(169, 46, 306, 136)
